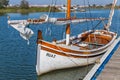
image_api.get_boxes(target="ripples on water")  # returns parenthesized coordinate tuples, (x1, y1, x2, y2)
(0, 9, 119, 80)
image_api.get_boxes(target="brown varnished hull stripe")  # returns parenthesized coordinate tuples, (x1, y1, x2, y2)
(41, 46, 104, 58)
(38, 41, 109, 54)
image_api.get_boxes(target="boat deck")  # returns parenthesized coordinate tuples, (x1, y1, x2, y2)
(57, 41, 104, 50)
(56, 30, 115, 51)
(97, 46, 120, 80)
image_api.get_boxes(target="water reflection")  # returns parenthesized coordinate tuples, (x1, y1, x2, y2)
(20, 12, 29, 15)
(0, 13, 6, 16)
(38, 64, 94, 80)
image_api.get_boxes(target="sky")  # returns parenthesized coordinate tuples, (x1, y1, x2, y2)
(9, 0, 120, 5)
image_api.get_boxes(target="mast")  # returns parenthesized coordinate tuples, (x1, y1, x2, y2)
(105, 0, 117, 31)
(66, 0, 71, 45)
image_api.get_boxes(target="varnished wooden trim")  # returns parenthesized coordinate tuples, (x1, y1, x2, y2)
(38, 41, 109, 54)
(37, 30, 116, 55)
(41, 46, 104, 58)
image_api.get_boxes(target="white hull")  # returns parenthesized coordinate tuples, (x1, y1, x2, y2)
(36, 46, 102, 75)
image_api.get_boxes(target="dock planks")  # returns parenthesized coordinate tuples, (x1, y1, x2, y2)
(97, 47, 120, 80)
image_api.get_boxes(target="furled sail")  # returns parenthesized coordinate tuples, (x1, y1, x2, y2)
(42, 15, 107, 25)
(39, 14, 107, 25)
(8, 20, 34, 42)
(53, 17, 107, 25)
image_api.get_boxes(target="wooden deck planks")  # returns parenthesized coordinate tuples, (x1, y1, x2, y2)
(97, 47, 120, 80)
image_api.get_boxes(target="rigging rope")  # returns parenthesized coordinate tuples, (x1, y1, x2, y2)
(87, 0, 94, 28)
(56, 45, 80, 66)
(92, 20, 102, 30)
(48, 0, 54, 16)
(45, 0, 58, 39)
(83, 0, 89, 31)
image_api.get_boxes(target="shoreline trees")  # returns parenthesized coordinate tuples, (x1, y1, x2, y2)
(0, 0, 9, 8)
(0, 0, 120, 14)
(20, 0, 29, 9)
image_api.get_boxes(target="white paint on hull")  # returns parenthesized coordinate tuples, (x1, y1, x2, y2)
(36, 48, 102, 75)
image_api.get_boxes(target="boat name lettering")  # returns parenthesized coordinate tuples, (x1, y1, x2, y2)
(46, 53, 56, 58)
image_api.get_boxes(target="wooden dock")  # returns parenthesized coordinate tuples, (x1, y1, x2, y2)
(97, 47, 120, 80)
(83, 37, 120, 80)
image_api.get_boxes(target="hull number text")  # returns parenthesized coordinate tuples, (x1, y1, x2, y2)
(46, 53, 56, 58)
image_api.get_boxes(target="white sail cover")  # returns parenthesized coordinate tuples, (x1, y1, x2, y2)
(8, 20, 34, 41)
(40, 14, 107, 25)
(53, 18, 107, 25)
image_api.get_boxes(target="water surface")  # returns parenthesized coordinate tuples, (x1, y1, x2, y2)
(0, 9, 120, 80)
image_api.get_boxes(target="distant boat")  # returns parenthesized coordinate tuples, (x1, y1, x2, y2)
(58, 5, 86, 12)
(79, 8, 86, 12)
(8, 0, 117, 76)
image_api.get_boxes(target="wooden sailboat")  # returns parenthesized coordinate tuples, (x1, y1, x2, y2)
(7, 0, 117, 76)
(36, 0, 117, 75)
